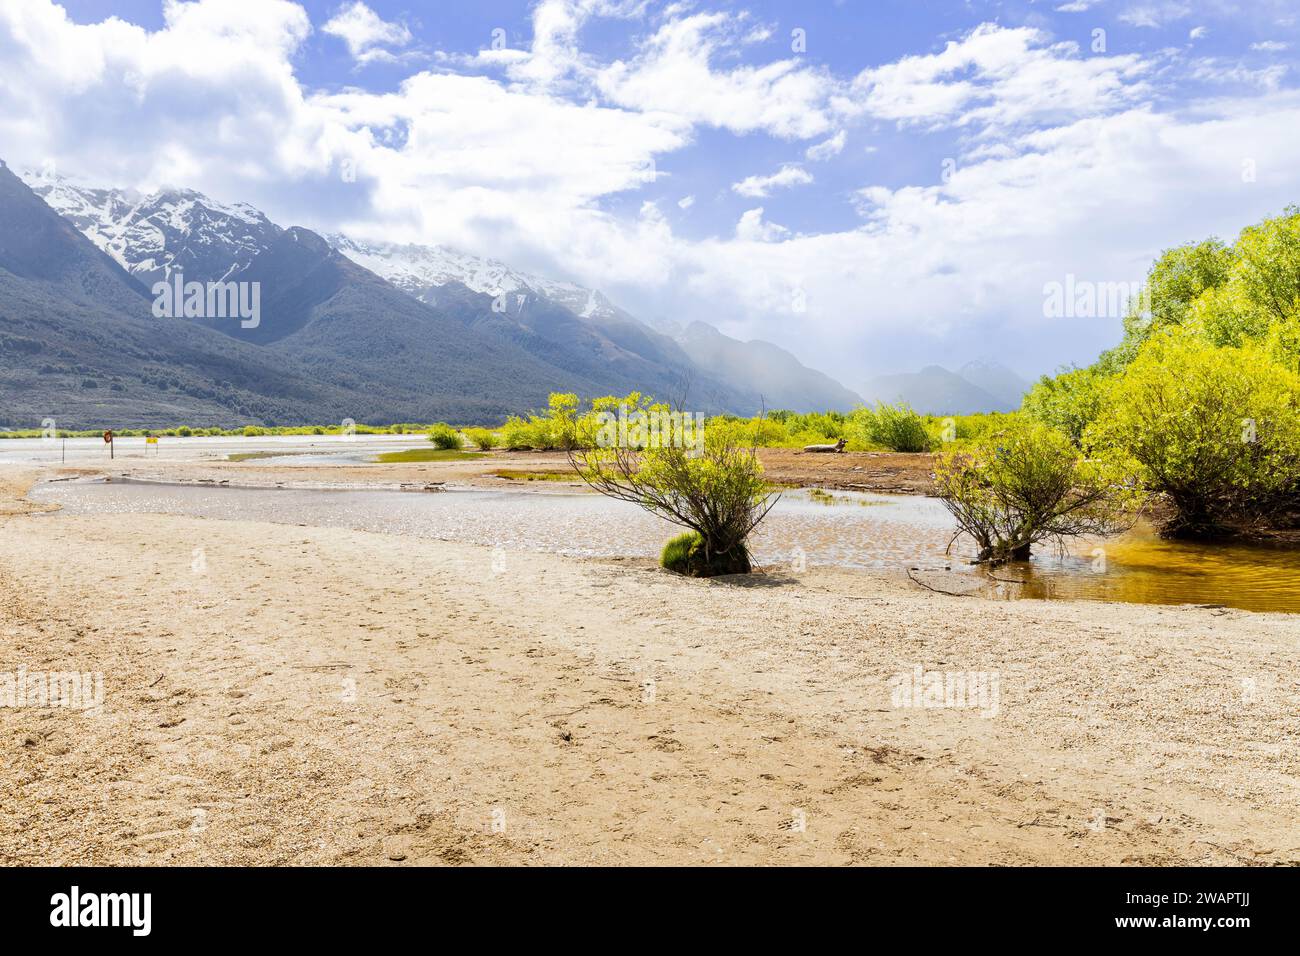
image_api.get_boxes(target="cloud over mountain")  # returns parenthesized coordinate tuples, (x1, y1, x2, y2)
(2, 0, 1299, 388)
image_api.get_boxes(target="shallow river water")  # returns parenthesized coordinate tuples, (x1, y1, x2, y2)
(30, 479, 1300, 614)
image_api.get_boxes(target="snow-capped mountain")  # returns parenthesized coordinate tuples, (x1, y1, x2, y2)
(324, 235, 862, 410)
(15, 168, 863, 413)
(23, 169, 628, 324)
(325, 233, 623, 323)
(22, 171, 281, 286)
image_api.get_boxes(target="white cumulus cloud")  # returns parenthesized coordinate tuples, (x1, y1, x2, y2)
(322, 1, 413, 65)
(735, 207, 789, 242)
(731, 164, 813, 198)
(805, 130, 846, 161)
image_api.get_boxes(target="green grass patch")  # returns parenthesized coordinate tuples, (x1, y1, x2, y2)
(493, 469, 577, 482)
(227, 451, 314, 462)
(376, 449, 486, 463)
(660, 531, 704, 574)
(806, 487, 885, 506)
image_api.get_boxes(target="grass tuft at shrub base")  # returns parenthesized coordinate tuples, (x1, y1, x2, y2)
(659, 530, 752, 577)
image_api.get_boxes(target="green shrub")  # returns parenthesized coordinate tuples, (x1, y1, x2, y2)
(852, 403, 933, 452)
(501, 416, 539, 449)
(936, 419, 1137, 563)
(1021, 367, 1108, 445)
(427, 423, 463, 450)
(705, 415, 789, 448)
(575, 393, 777, 576)
(463, 427, 497, 451)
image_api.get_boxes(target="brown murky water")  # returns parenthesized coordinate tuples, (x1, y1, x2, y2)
(30, 480, 1300, 614)
(987, 527, 1300, 613)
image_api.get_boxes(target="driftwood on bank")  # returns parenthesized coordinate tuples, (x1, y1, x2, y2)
(803, 438, 847, 453)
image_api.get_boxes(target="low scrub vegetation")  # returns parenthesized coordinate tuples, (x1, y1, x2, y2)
(0, 422, 438, 439)
(501, 393, 580, 450)
(5, 401, 1015, 458)
(850, 402, 933, 452)
(426, 423, 463, 450)
(462, 427, 498, 451)
(936, 420, 1139, 564)
(493, 469, 573, 482)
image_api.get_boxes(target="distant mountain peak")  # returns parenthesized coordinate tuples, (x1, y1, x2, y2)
(15, 166, 865, 416)
(329, 236, 863, 411)
(324, 233, 619, 325)
(19, 170, 281, 286)
(863, 361, 1028, 415)
(953, 358, 1029, 410)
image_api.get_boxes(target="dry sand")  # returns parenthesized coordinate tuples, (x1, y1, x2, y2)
(1, 465, 1297, 866)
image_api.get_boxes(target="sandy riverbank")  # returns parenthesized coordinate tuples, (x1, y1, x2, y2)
(34, 447, 936, 495)
(2, 467, 1297, 865)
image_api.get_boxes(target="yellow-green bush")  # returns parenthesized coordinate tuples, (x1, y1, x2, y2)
(850, 403, 933, 452)
(463, 427, 498, 451)
(1087, 332, 1300, 535)
(426, 423, 463, 450)
(936, 418, 1138, 563)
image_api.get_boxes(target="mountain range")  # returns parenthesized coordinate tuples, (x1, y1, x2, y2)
(861, 360, 1030, 415)
(0, 163, 863, 428)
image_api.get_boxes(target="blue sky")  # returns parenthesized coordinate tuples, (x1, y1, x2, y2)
(6, 0, 1300, 389)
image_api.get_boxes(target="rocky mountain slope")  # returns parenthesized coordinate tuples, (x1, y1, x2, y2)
(10, 167, 864, 424)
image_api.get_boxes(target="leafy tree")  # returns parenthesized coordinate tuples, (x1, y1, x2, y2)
(1172, 210, 1300, 351)
(1265, 314, 1300, 375)
(546, 392, 581, 450)
(1087, 332, 1300, 536)
(1120, 209, 1300, 356)
(1230, 205, 1300, 326)
(1122, 238, 1235, 349)
(935, 419, 1137, 564)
